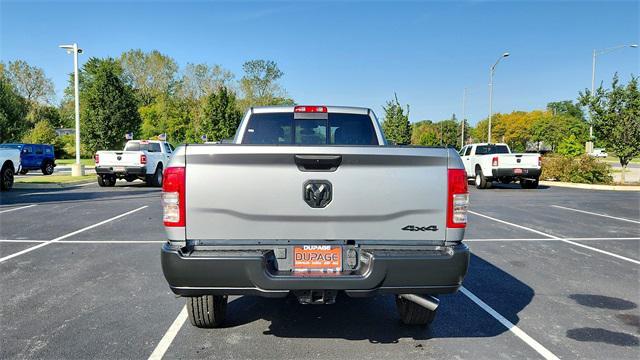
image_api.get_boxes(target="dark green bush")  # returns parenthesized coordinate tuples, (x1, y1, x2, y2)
(541, 155, 612, 184)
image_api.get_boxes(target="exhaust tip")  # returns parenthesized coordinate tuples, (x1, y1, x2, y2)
(399, 294, 440, 311)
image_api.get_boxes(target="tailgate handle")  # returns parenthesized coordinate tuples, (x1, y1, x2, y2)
(294, 155, 342, 172)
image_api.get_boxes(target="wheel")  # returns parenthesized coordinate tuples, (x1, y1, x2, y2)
(98, 174, 116, 187)
(396, 296, 437, 325)
(187, 295, 227, 328)
(147, 164, 163, 187)
(106, 175, 116, 187)
(521, 178, 539, 189)
(124, 175, 137, 182)
(1, 163, 15, 191)
(19, 169, 29, 175)
(41, 161, 54, 175)
(475, 168, 488, 189)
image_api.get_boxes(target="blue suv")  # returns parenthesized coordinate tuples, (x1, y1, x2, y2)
(0, 144, 56, 175)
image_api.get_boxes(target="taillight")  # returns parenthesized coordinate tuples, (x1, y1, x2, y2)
(162, 167, 185, 227)
(140, 154, 147, 165)
(538, 156, 541, 167)
(94, 154, 99, 164)
(492, 156, 499, 167)
(447, 169, 469, 228)
(294, 105, 327, 113)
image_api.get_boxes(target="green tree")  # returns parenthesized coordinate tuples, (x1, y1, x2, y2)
(179, 63, 235, 100)
(0, 76, 29, 142)
(547, 100, 584, 120)
(25, 104, 64, 128)
(199, 87, 243, 142)
(4, 60, 55, 104)
(80, 58, 141, 152)
(579, 74, 640, 183)
(238, 59, 293, 109)
(556, 134, 584, 157)
(381, 94, 411, 145)
(120, 49, 178, 105)
(21, 120, 57, 144)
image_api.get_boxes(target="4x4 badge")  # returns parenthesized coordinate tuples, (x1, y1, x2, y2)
(303, 180, 332, 208)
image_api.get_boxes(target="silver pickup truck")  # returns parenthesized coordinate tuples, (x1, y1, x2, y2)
(161, 105, 470, 328)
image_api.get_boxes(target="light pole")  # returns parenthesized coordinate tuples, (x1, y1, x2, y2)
(488, 52, 510, 143)
(588, 44, 637, 150)
(59, 43, 84, 176)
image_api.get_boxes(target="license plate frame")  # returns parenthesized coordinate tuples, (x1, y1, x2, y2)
(293, 245, 342, 272)
(514, 168, 523, 175)
(113, 166, 126, 172)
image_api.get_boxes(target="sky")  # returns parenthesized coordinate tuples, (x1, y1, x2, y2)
(1, 0, 638, 125)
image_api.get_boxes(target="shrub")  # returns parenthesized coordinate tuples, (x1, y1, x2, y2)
(54, 134, 93, 159)
(541, 155, 612, 184)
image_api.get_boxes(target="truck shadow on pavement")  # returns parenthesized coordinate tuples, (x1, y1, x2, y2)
(221, 254, 534, 344)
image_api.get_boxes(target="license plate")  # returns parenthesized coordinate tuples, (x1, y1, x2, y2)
(293, 245, 342, 272)
(113, 166, 125, 172)
(514, 168, 523, 174)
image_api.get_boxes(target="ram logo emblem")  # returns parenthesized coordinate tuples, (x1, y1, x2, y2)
(303, 180, 332, 208)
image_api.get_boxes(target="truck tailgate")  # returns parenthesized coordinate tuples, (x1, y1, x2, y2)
(184, 145, 449, 242)
(97, 151, 143, 166)
(498, 153, 539, 168)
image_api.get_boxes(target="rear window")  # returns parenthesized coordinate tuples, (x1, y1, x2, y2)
(475, 145, 509, 155)
(242, 112, 378, 145)
(125, 142, 161, 152)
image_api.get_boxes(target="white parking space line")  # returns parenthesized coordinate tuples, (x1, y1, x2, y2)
(148, 305, 187, 360)
(465, 237, 640, 242)
(469, 211, 640, 265)
(460, 287, 560, 360)
(0, 206, 148, 264)
(0, 204, 36, 213)
(0, 239, 164, 243)
(551, 205, 640, 224)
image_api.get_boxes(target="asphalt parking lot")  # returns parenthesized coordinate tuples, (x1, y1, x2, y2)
(0, 181, 638, 359)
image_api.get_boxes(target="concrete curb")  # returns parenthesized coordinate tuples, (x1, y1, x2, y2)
(13, 179, 95, 189)
(540, 181, 640, 191)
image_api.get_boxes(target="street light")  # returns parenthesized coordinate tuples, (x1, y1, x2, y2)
(589, 44, 638, 142)
(488, 52, 510, 143)
(59, 43, 84, 176)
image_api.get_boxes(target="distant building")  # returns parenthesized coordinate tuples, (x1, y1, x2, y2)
(55, 128, 75, 136)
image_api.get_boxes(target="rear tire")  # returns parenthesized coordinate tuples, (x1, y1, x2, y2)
(1, 163, 15, 191)
(187, 295, 227, 328)
(147, 164, 163, 187)
(41, 160, 54, 175)
(98, 174, 116, 187)
(396, 296, 437, 326)
(475, 168, 488, 189)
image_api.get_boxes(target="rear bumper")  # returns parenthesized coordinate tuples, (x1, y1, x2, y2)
(161, 242, 470, 297)
(95, 166, 146, 176)
(492, 167, 541, 179)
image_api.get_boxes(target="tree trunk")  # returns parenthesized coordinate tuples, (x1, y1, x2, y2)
(621, 165, 626, 184)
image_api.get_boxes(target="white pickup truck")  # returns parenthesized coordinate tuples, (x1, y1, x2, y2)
(0, 148, 21, 191)
(94, 140, 174, 187)
(459, 143, 541, 189)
